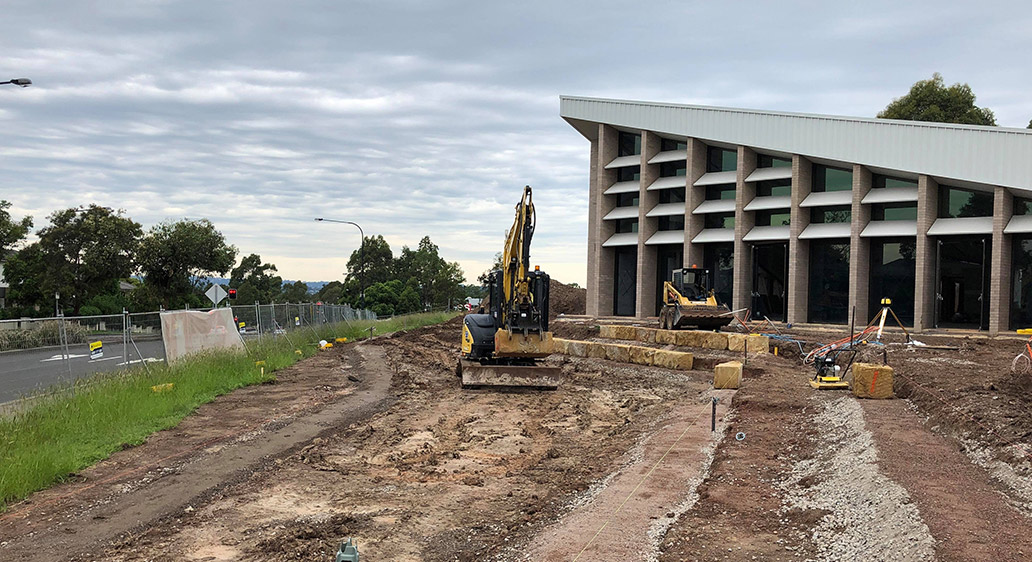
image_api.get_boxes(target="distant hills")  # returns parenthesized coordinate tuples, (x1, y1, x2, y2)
(194, 277, 332, 294)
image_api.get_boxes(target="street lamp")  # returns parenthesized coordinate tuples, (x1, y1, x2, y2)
(0, 78, 31, 87)
(314, 218, 366, 304)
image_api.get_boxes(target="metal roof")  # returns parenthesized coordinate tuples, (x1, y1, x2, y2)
(648, 150, 686, 164)
(861, 187, 919, 204)
(645, 231, 685, 245)
(861, 220, 918, 237)
(602, 232, 639, 247)
(745, 167, 793, 182)
(926, 217, 993, 236)
(800, 191, 853, 207)
(692, 199, 736, 214)
(562, 96, 1032, 192)
(604, 181, 641, 195)
(692, 229, 735, 243)
(744, 195, 791, 211)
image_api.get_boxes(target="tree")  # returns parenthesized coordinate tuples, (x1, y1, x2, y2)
(316, 281, 344, 304)
(878, 73, 996, 126)
(137, 219, 237, 309)
(477, 252, 504, 286)
(229, 253, 282, 304)
(0, 200, 32, 258)
(279, 280, 310, 303)
(343, 234, 394, 287)
(28, 206, 142, 315)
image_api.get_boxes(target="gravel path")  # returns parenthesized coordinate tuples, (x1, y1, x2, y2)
(782, 396, 936, 561)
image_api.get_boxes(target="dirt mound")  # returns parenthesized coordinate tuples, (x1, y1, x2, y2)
(549, 279, 586, 319)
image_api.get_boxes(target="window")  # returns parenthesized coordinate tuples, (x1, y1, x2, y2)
(1015, 198, 1032, 216)
(660, 138, 688, 152)
(757, 178, 791, 197)
(706, 183, 736, 200)
(659, 188, 685, 204)
(618, 132, 641, 157)
(812, 165, 852, 192)
(660, 161, 686, 177)
(615, 218, 638, 233)
(756, 154, 791, 168)
(872, 202, 917, 221)
(810, 206, 851, 224)
(616, 166, 640, 182)
(872, 174, 917, 189)
(705, 212, 735, 229)
(658, 215, 685, 231)
(938, 186, 993, 218)
(616, 192, 639, 207)
(809, 241, 850, 324)
(706, 147, 737, 172)
(755, 210, 791, 227)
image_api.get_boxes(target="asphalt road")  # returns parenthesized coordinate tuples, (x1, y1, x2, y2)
(0, 338, 166, 404)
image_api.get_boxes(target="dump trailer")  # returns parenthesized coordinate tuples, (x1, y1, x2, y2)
(658, 267, 733, 330)
(458, 186, 561, 389)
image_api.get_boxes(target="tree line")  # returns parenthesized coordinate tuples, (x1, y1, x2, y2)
(0, 203, 470, 318)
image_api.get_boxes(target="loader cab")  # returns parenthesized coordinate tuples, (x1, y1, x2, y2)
(672, 267, 713, 302)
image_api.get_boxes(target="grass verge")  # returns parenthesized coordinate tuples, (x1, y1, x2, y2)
(0, 311, 455, 511)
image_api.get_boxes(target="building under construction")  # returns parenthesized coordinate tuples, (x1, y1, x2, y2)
(560, 96, 1032, 335)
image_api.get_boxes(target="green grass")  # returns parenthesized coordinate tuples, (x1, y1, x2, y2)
(0, 311, 456, 511)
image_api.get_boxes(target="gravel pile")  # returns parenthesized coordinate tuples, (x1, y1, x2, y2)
(782, 396, 936, 561)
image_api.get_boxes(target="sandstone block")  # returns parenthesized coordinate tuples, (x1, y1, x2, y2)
(565, 340, 587, 357)
(714, 361, 742, 389)
(585, 341, 608, 359)
(628, 345, 656, 366)
(604, 343, 632, 363)
(652, 349, 694, 370)
(655, 329, 677, 345)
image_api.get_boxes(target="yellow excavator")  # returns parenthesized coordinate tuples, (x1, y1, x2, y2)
(458, 186, 561, 389)
(658, 267, 733, 330)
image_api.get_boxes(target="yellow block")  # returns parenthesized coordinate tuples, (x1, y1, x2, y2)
(151, 383, 174, 393)
(653, 349, 694, 370)
(727, 333, 769, 354)
(255, 360, 266, 366)
(655, 329, 677, 345)
(851, 363, 894, 399)
(495, 330, 554, 358)
(604, 343, 632, 363)
(585, 341, 608, 359)
(565, 340, 587, 357)
(295, 349, 303, 355)
(552, 338, 570, 355)
(335, 337, 348, 343)
(628, 346, 656, 366)
(714, 361, 742, 389)
(599, 325, 619, 339)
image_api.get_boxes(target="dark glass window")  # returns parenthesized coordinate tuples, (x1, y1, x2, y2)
(870, 239, 915, 325)
(810, 206, 852, 224)
(616, 192, 639, 207)
(813, 165, 852, 192)
(757, 178, 791, 197)
(658, 215, 685, 231)
(615, 218, 638, 233)
(755, 210, 791, 227)
(706, 147, 737, 172)
(660, 161, 686, 177)
(703, 243, 734, 306)
(809, 240, 850, 323)
(616, 166, 640, 182)
(1012, 236, 1032, 328)
(618, 132, 641, 157)
(706, 183, 736, 200)
(872, 174, 917, 189)
(660, 138, 688, 151)
(659, 188, 685, 204)
(938, 186, 994, 218)
(872, 203, 917, 221)
(756, 154, 792, 168)
(1015, 198, 1032, 216)
(705, 212, 735, 229)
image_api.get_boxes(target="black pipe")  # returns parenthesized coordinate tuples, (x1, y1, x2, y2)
(711, 397, 717, 432)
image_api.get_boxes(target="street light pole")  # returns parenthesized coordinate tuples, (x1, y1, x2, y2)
(0, 78, 32, 87)
(314, 218, 366, 305)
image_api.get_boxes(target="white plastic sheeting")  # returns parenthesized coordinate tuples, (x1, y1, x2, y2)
(161, 309, 246, 363)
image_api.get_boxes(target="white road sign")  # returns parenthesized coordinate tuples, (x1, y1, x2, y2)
(205, 284, 228, 306)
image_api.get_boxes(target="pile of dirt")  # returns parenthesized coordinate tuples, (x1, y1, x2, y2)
(549, 279, 586, 319)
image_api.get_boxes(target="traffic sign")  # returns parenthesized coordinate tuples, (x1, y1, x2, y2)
(89, 341, 103, 360)
(205, 285, 227, 306)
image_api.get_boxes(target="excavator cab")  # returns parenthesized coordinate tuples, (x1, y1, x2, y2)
(659, 266, 733, 331)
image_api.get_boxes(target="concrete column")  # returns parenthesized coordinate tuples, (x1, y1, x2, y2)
(685, 138, 707, 266)
(990, 186, 1014, 335)
(914, 175, 939, 332)
(636, 131, 662, 318)
(849, 165, 873, 324)
(732, 147, 757, 312)
(787, 156, 812, 325)
(588, 124, 619, 317)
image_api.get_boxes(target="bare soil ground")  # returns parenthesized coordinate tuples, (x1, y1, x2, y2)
(2, 313, 1031, 561)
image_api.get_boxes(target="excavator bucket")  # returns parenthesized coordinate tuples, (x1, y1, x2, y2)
(458, 360, 562, 389)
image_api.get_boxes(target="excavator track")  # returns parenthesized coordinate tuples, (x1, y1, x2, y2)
(457, 359, 562, 390)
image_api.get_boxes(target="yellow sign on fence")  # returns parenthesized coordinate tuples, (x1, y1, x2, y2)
(89, 341, 103, 360)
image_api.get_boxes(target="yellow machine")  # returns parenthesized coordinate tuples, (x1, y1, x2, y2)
(658, 267, 733, 330)
(458, 186, 561, 389)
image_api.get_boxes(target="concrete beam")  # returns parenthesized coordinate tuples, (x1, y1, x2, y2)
(990, 186, 1013, 334)
(685, 138, 707, 266)
(914, 175, 938, 331)
(636, 131, 662, 318)
(787, 155, 812, 324)
(732, 146, 757, 311)
(849, 165, 873, 324)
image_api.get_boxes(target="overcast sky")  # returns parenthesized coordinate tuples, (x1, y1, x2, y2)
(2, 0, 1030, 287)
